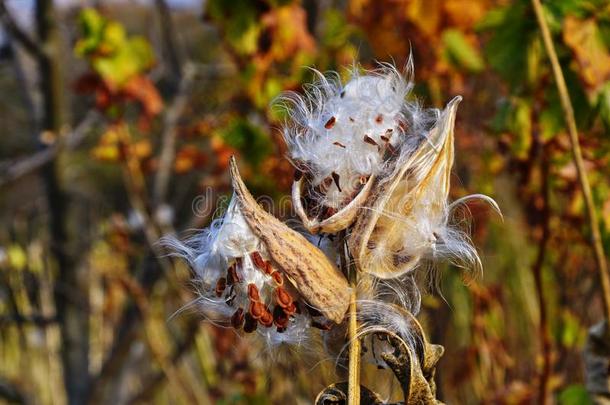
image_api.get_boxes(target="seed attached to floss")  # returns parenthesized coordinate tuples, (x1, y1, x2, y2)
(231, 307, 245, 329)
(263, 261, 274, 275)
(249, 300, 266, 319)
(227, 264, 241, 284)
(331, 171, 342, 192)
(324, 116, 336, 129)
(248, 283, 261, 302)
(250, 251, 266, 271)
(259, 310, 274, 327)
(363, 135, 378, 147)
(276, 286, 293, 308)
(215, 277, 227, 297)
(333, 141, 346, 148)
(271, 270, 283, 286)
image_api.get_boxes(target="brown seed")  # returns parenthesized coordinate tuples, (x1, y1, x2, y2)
(248, 283, 261, 302)
(333, 141, 346, 148)
(271, 270, 283, 285)
(363, 135, 378, 147)
(243, 312, 257, 333)
(366, 240, 376, 250)
(276, 286, 293, 308)
(331, 171, 342, 192)
(392, 254, 413, 267)
(284, 302, 297, 316)
(324, 116, 336, 129)
(264, 261, 274, 275)
(250, 251, 266, 270)
(380, 135, 390, 142)
(250, 300, 266, 319)
(231, 307, 245, 329)
(227, 265, 241, 284)
(349, 117, 355, 122)
(375, 114, 383, 124)
(260, 310, 274, 327)
(273, 306, 289, 328)
(215, 277, 227, 297)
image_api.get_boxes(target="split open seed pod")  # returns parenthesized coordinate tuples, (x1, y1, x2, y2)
(292, 171, 376, 234)
(230, 157, 350, 323)
(348, 97, 461, 279)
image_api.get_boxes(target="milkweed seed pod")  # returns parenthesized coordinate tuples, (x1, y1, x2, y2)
(349, 97, 500, 279)
(283, 62, 438, 234)
(163, 158, 350, 345)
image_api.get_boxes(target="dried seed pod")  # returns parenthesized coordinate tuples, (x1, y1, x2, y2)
(230, 157, 350, 323)
(348, 97, 462, 278)
(292, 169, 376, 234)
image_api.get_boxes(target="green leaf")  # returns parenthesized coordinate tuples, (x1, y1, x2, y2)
(558, 385, 593, 405)
(442, 29, 485, 73)
(220, 119, 272, 168)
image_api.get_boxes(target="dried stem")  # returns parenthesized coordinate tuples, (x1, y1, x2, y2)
(531, 0, 610, 320)
(341, 239, 360, 405)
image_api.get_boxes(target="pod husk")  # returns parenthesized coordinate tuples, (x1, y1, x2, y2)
(348, 97, 461, 278)
(229, 157, 350, 323)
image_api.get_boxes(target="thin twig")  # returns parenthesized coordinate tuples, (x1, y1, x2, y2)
(531, 0, 610, 320)
(153, 63, 196, 205)
(0, 112, 99, 188)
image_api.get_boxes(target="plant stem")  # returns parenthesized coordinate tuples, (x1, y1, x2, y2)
(531, 0, 610, 321)
(343, 241, 360, 405)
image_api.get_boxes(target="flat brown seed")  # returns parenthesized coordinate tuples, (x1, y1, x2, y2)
(331, 171, 342, 192)
(324, 116, 336, 129)
(250, 251, 266, 270)
(392, 254, 413, 267)
(248, 283, 261, 302)
(250, 300, 266, 319)
(363, 135, 378, 146)
(380, 135, 390, 142)
(333, 141, 346, 148)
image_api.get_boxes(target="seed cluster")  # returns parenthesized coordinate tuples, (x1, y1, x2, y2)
(213, 250, 331, 335)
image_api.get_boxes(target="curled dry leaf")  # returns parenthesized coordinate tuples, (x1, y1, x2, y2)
(229, 156, 350, 323)
(349, 97, 461, 278)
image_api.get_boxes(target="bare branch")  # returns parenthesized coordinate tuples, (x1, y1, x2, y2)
(153, 63, 196, 206)
(0, 0, 45, 59)
(0, 111, 99, 188)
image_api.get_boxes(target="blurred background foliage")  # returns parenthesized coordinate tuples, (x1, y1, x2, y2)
(1, 0, 610, 404)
